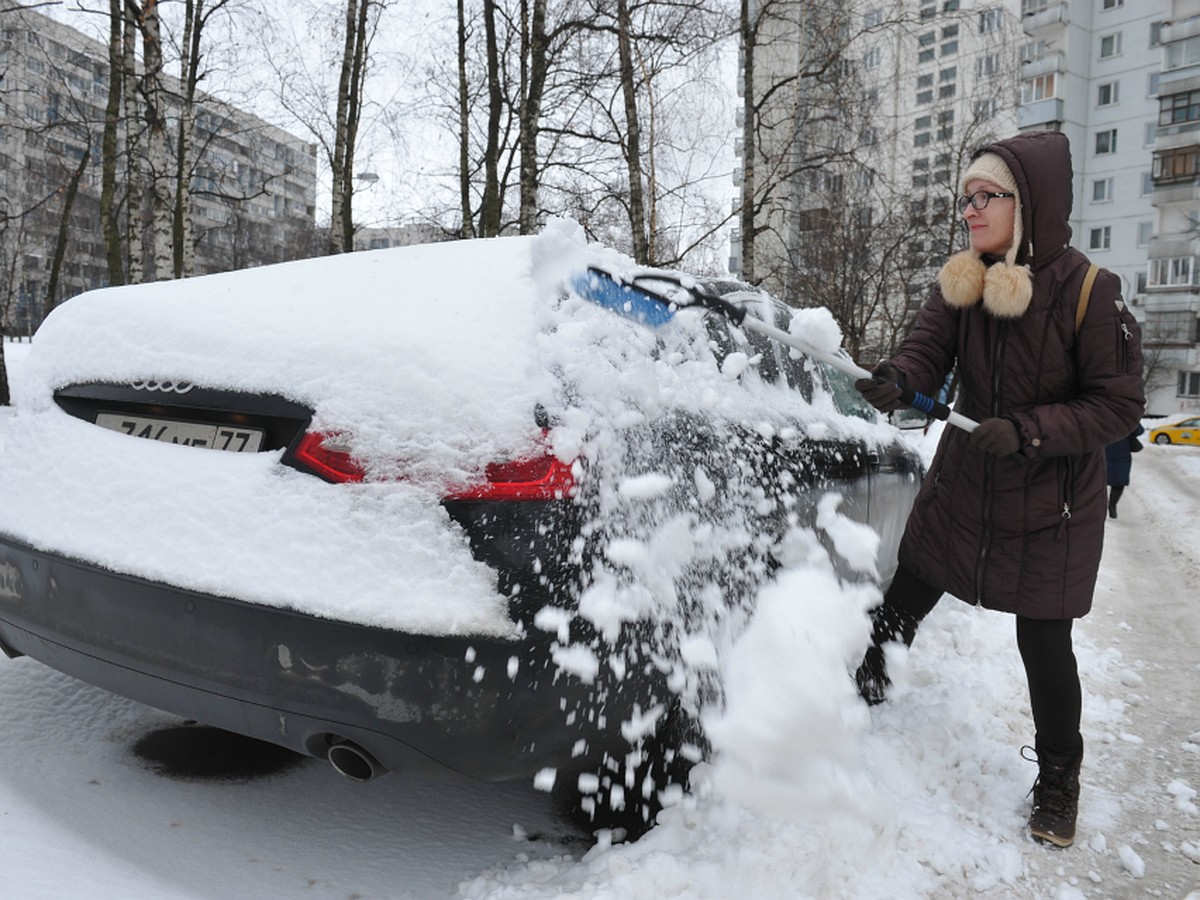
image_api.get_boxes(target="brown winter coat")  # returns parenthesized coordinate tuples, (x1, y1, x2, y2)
(890, 131, 1144, 619)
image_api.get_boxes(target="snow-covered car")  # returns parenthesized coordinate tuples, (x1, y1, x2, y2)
(0, 222, 920, 830)
(1148, 415, 1200, 445)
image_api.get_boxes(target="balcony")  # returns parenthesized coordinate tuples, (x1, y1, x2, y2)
(1017, 97, 1063, 130)
(1160, 16, 1200, 45)
(1153, 179, 1200, 205)
(1023, 2, 1068, 39)
(1021, 50, 1065, 79)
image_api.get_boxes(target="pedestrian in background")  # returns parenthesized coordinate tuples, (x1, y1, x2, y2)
(1105, 424, 1145, 519)
(853, 131, 1144, 849)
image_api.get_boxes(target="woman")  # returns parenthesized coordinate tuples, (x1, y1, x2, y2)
(854, 131, 1144, 848)
(1105, 424, 1144, 519)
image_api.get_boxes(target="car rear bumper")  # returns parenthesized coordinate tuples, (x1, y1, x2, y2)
(0, 533, 612, 782)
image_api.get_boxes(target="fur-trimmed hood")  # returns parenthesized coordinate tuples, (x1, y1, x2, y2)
(938, 131, 1074, 319)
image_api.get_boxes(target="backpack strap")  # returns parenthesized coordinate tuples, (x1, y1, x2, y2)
(1075, 264, 1099, 335)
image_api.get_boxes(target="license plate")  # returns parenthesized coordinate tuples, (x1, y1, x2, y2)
(95, 413, 265, 453)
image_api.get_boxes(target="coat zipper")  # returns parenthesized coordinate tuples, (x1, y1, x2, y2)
(1118, 320, 1133, 373)
(1056, 458, 1074, 537)
(975, 321, 1006, 605)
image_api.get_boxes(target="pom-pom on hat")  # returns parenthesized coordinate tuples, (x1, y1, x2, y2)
(939, 151, 1032, 318)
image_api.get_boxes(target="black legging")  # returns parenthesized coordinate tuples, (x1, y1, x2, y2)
(869, 564, 1082, 763)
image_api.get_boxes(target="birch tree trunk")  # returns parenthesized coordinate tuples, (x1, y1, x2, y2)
(456, 0, 474, 239)
(101, 0, 125, 286)
(329, 0, 358, 254)
(140, 0, 173, 281)
(479, 0, 503, 237)
(739, 0, 756, 283)
(340, 0, 370, 253)
(123, 0, 143, 283)
(517, 0, 547, 235)
(616, 0, 649, 264)
(173, 0, 202, 278)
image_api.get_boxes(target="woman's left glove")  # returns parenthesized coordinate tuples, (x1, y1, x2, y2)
(969, 418, 1020, 456)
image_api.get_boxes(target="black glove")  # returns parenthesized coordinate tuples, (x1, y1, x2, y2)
(854, 362, 905, 414)
(969, 417, 1020, 456)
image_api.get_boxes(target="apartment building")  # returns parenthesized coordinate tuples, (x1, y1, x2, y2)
(734, 0, 1200, 412)
(1017, 0, 1198, 414)
(1144, 1, 1200, 413)
(0, 5, 318, 334)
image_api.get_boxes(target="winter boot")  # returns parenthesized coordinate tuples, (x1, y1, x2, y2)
(1026, 744, 1083, 848)
(854, 645, 889, 706)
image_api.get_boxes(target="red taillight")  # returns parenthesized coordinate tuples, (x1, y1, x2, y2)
(291, 429, 577, 499)
(291, 432, 366, 483)
(445, 450, 577, 502)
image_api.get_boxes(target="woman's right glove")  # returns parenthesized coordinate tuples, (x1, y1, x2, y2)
(854, 362, 905, 414)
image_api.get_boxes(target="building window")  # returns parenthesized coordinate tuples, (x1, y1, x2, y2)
(1021, 73, 1056, 103)
(974, 98, 999, 120)
(1100, 33, 1122, 59)
(1159, 90, 1200, 127)
(864, 7, 884, 28)
(1165, 35, 1200, 70)
(941, 39, 958, 56)
(864, 46, 882, 69)
(1022, 0, 1048, 13)
(1137, 222, 1153, 247)
(1095, 129, 1118, 154)
(1102, 0, 1123, 8)
(1145, 121, 1158, 146)
(1146, 312, 1199, 343)
(943, 1, 960, 11)
(1097, 82, 1119, 106)
(1089, 227, 1111, 251)
(1148, 257, 1198, 288)
(978, 53, 1001, 77)
(914, 114, 932, 148)
(1152, 145, 1200, 183)
(1021, 40, 1047, 63)
(1092, 178, 1114, 202)
(1180, 372, 1200, 397)
(1150, 22, 1164, 48)
(979, 7, 1003, 33)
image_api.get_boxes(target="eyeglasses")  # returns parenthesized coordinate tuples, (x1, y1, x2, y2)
(958, 190, 1015, 213)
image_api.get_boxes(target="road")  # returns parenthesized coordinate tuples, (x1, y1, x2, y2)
(1067, 443, 1200, 894)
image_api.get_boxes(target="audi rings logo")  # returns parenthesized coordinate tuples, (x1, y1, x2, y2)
(130, 380, 195, 395)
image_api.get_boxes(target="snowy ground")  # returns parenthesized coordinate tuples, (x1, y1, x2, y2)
(0, 336, 1198, 898)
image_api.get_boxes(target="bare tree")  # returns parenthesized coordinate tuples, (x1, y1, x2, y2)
(517, 0, 548, 234)
(100, 0, 126, 285)
(329, 0, 378, 252)
(172, 0, 238, 277)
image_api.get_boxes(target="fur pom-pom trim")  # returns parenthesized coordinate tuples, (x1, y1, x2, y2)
(937, 250, 986, 308)
(982, 264, 1033, 318)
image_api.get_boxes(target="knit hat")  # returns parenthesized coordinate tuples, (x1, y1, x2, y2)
(938, 151, 1033, 318)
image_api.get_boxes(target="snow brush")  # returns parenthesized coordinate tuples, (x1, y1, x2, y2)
(571, 267, 980, 434)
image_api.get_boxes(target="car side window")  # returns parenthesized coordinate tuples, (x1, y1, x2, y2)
(818, 363, 875, 421)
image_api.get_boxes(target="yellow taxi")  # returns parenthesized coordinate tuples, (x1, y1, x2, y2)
(1149, 415, 1200, 445)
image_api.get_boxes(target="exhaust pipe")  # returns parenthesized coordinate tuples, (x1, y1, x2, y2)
(327, 738, 386, 782)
